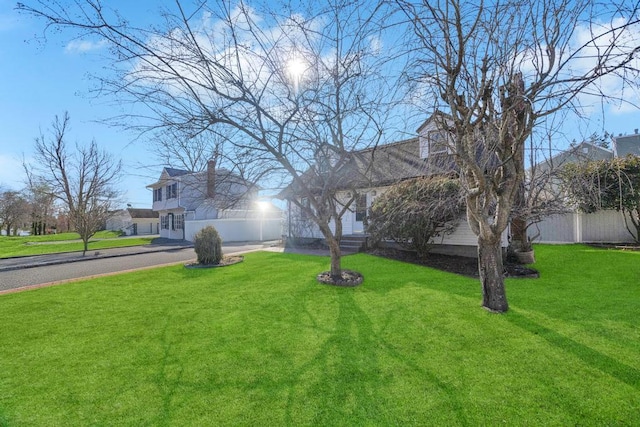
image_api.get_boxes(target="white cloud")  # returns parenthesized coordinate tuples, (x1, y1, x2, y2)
(65, 38, 108, 54)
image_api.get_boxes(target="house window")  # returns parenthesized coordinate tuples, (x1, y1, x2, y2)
(153, 188, 162, 202)
(355, 194, 367, 222)
(428, 130, 449, 155)
(420, 129, 450, 158)
(166, 183, 177, 199)
(174, 214, 184, 230)
(160, 215, 170, 230)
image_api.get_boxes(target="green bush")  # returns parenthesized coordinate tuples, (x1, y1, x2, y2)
(368, 176, 465, 257)
(194, 226, 223, 265)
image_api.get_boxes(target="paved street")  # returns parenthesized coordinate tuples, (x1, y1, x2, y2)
(0, 241, 278, 294)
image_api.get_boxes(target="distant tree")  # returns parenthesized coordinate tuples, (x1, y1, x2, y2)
(23, 179, 56, 235)
(25, 112, 122, 254)
(0, 190, 29, 236)
(588, 132, 613, 149)
(368, 176, 465, 258)
(561, 156, 640, 243)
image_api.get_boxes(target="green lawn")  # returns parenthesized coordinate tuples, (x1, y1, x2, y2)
(0, 231, 154, 258)
(0, 245, 638, 425)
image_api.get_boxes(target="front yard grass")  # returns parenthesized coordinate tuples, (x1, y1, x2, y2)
(0, 245, 638, 425)
(0, 231, 154, 258)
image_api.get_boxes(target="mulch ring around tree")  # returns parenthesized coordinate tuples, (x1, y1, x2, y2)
(368, 248, 539, 279)
(317, 269, 364, 287)
(184, 255, 244, 269)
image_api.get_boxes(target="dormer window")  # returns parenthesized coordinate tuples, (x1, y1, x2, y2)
(428, 130, 449, 155)
(419, 129, 450, 158)
(153, 188, 162, 202)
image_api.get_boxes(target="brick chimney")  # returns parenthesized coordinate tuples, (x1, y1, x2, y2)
(207, 159, 216, 198)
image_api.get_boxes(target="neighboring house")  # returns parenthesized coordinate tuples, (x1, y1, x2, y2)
(147, 160, 261, 240)
(543, 140, 614, 168)
(534, 130, 640, 244)
(532, 140, 614, 197)
(614, 130, 640, 157)
(106, 208, 159, 236)
(280, 113, 505, 257)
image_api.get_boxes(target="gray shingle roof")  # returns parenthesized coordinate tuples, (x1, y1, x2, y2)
(127, 208, 158, 219)
(164, 168, 190, 177)
(278, 137, 457, 199)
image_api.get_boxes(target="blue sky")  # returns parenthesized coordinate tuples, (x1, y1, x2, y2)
(1, 1, 640, 208)
(0, 0, 159, 207)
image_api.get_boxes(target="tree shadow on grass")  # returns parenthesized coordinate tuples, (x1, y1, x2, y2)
(506, 310, 640, 390)
(281, 290, 470, 425)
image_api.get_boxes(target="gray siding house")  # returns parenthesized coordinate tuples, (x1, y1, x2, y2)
(147, 161, 260, 240)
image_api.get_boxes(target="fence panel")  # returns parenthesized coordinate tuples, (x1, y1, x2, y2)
(581, 210, 635, 243)
(533, 213, 576, 243)
(535, 210, 635, 243)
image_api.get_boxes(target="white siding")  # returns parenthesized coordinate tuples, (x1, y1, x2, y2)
(185, 218, 283, 243)
(431, 219, 508, 247)
(130, 219, 159, 235)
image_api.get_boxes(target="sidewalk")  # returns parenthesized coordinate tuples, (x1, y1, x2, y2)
(0, 239, 196, 273)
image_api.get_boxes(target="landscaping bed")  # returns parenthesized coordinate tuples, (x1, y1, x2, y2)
(368, 247, 539, 278)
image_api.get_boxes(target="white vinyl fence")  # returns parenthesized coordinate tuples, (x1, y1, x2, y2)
(534, 210, 636, 244)
(185, 218, 283, 243)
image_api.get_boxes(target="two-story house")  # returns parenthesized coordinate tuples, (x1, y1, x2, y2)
(147, 160, 260, 240)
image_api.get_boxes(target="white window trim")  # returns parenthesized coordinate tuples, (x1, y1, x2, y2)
(420, 128, 451, 158)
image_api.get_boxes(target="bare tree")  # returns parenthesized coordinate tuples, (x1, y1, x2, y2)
(25, 112, 122, 254)
(399, 0, 640, 311)
(18, 0, 401, 281)
(0, 189, 29, 236)
(23, 176, 57, 235)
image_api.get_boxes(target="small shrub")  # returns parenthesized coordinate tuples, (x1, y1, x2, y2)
(194, 226, 223, 265)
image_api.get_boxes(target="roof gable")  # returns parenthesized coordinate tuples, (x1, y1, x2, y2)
(164, 167, 190, 178)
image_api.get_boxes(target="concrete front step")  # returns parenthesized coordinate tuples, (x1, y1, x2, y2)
(339, 234, 369, 252)
(320, 234, 369, 253)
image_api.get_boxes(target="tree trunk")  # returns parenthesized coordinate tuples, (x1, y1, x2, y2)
(325, 234, 343, 280)
(510, 216, 527, 250)
(82, 236, 89, 256)
(477, 236, 509, 313)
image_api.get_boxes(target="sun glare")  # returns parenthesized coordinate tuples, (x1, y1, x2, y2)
(287, 57, 306, 91)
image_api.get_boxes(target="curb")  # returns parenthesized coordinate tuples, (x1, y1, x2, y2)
(0, 246, 272, 296)
(0, 245, 194, 273)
